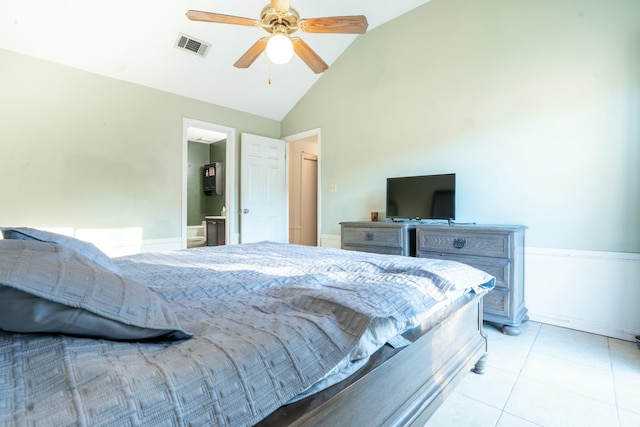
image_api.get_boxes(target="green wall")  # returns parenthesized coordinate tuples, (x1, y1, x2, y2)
(186, 140, 226, 226)
(187, 141, 209, 226)
(281, 0, 640, 253)
(1, 0, 638, 253)
(0, 48, 279, 241)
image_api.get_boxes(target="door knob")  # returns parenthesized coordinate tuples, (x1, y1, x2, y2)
(243, 209, 249, 214)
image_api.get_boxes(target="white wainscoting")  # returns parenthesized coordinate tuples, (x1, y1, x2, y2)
(526, 247, 640, 342)
(321, 234, 640, 342)
(320, 234, 341, 249)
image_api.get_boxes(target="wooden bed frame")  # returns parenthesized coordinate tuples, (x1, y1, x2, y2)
(258, 291, 488, 426)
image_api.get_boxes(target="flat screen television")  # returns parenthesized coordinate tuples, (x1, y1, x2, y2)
(386, 173, 456, 220)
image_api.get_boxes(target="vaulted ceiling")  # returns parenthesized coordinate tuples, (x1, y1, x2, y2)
(1, 1, 430, 121)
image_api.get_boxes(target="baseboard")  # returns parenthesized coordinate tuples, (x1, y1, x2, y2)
(528, 312, 638, 342)
(320, 234, 341, 249)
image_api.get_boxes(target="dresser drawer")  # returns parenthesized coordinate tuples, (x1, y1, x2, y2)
(483, 288, 510, 318)
(418, 252, 510, 290)
(417, 229, 510, 258)
(342, 226, 405, 250)
(342, 244, 404, 256)
(413, 224, 527, 334)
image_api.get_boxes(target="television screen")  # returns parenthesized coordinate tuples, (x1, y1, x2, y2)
(386, 173, 456, 220)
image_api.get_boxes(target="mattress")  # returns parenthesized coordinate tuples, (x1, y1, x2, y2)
(0, 241, 494, 426)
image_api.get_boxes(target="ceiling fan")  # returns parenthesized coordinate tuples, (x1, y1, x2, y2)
(186, 0, 368, 73)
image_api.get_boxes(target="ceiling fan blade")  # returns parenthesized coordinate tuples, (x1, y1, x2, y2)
(233, 37, 269, 68)
(299, 16, 368, 34)
(292, 37, 328, 74)
(271, 0, 290, 13)
(186, 10, 259, 27)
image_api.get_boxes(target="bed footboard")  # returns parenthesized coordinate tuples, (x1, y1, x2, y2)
(260, 292, 488, 427)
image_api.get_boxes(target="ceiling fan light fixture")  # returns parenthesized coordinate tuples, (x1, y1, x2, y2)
(186, 6, 368, 72)
(266, 33, 294, 64)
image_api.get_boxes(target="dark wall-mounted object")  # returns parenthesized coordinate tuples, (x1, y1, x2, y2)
(204, 162, 224, 196)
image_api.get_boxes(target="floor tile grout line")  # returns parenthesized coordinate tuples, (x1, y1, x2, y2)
(426, 322, 639, 427)
(608, 336, 624, 427)
(493, 321, 542, 426)
(517, 328, 619, 409)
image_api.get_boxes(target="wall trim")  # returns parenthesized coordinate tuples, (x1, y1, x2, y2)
(320, 233, 341, 249)
(528, 312, 638, 342)
(526, 246, 640, 262)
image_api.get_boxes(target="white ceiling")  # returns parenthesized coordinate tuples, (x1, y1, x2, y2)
(0, 1, 430, 121)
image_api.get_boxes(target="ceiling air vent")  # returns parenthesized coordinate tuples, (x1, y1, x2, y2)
(175, 33, 210, 57)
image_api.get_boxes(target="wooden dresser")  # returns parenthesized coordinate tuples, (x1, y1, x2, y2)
(340, 221, 416, 256)
(340, 221, 528, 335)
(415, 224, 528, 335)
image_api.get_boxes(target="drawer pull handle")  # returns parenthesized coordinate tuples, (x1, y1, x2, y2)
(453, 237, 466, 249)
(365, 232, 374, 241)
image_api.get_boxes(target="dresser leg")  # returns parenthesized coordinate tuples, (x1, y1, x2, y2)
(473, 353, 488, 375)
(501, 324, 521, 336)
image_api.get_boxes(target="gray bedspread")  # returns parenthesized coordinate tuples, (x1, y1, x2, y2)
(0, 242, 494, 426)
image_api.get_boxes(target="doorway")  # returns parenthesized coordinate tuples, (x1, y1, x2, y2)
(182, 122, 319, 247)
(284, 129, 320, 246)
(182, 118, 237, 248)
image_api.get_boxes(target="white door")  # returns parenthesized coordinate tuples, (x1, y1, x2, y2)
(240, 133, 287, 243)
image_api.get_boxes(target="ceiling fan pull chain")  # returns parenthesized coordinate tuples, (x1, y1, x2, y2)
(268, 63, 272, 85)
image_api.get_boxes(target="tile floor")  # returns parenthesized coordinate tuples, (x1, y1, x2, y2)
(425, 321, 640, 427)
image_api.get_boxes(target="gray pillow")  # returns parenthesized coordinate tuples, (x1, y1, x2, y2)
(0, 239, 191, 341)
(1, 227, 119, 273)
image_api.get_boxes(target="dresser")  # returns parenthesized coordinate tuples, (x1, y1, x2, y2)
(340, 221, 528, 335)
(340, 222, 416, 256)
(415, 224, 527, 335)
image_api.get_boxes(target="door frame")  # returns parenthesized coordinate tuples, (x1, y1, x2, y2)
(182, 118, 237, 248)
(282, 128, 321, 246)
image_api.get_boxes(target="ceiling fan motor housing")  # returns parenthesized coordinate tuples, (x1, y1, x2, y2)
(260, 5, 300, 34)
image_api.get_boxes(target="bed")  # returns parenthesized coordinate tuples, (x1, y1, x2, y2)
(0, 227, 494, 426)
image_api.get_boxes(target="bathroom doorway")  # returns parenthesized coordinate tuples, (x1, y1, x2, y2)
(182, 118, 237, 248)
